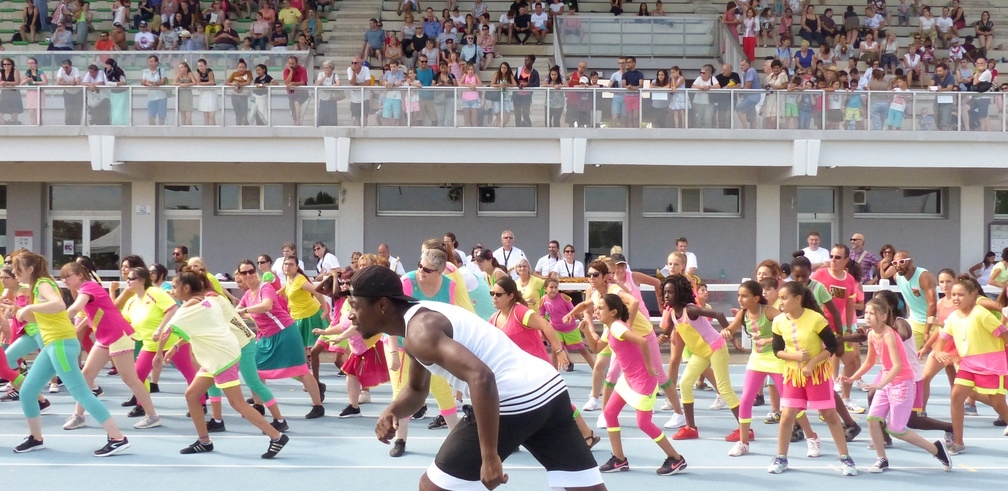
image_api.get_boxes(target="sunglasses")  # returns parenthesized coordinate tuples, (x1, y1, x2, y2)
(418, 263, 437, 274)
(257, 260, 269, 264)
(564, 249, 574, 253)
(850, 237, 862, 242)
(126, 277, 139, 281)
(892, 258, 912, 266)
(587, 272, 602, 278)
(238, 269, 256, 276)
(489, 291, 507, 298)
(829, 255, 846, 261)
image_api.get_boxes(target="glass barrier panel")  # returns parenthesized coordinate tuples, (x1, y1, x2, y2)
(84, 86, 132, 126)
(316, 87, 355, 127)
(267, 86, 315, 126)
(130, 86, 177, 126)
(0, 87, 34, 126)
(40, 86, 83, 126)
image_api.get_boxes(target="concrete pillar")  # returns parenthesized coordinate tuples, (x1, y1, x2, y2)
(755, 184, 781, 265)
(549, 183, 575, 245)
(130, 181, 157, 262)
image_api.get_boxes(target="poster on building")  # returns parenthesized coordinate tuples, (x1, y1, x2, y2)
(14, 231, 32, 251)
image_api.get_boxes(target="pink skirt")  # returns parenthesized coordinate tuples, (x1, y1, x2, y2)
(341, 345, 390, 389)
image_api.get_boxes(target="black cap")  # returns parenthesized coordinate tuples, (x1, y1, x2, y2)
(610, 253, 628, 265)
(350, 265, 417, 302)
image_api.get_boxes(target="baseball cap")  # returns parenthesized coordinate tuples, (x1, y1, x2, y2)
(951, 37, 960, 44)
(139, 20, 148, 26)
(476, 249, 495, 262)
(579, 76, 589, 84)
(610, 253, 628, 265)
(179, 29, 192, 37)
(350, 265, 417, 302)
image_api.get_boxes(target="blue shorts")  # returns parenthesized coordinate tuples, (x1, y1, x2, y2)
(611, 95, 626, 117)
(886, 107, 904, 127)
(382, 98, 402, 119)
(736, 95, 760, 115)
(493, 98, 513, 113)
(461, 98, 481, 109)
(147, 98, 167, 119)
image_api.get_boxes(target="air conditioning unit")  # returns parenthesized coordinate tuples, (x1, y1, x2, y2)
(853, 189, 867, 206)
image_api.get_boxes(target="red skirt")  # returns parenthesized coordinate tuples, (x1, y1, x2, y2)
(341, 345, 390, 389)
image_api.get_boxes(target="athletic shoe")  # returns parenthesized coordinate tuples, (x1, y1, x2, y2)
(128, 405, 146, 418)
(728, 442, 750, 457)
(583, 396, 601, 412)
(764, 411, 781, 424)
(856, 379, 870, 392)
(1, 389, 20, 402)
(844, 424, 862, 442)
(599, 454, 630, 473)
(833, 380, 842, 392)
(48, 382, 59, 393)
(664, 412, 687, 429)
(252, 404, 265, 416)
(180, 439, 214, 454)
(14, 435, 45, 453)
(709, 395, 727, 410)
(359, 390, 371, 404)
(672, 426, 699, 440)
(411, 404, 428, 420)
(767, 456, 788, 474)
(389, 439, 406, 458)
(994, 417, 1007, 427)
(261, 433, 289, 459)
(106, 367, 118, 376)
(595, 413, 607, 429)
(91, 386, 104, 397)
(306, 405, 325, 419)
(133, 415, 162, 429)
(947, 443, 966, 455)
(271, 419, 289, 432)
(246, 397, 255, 405)
(919, 410, 928, 418)
(839, 455, 858, 476)
(725, 428, 754, 442)
(843, 399, 865, 414)
(121, 395, 137, 407)
(0, 382, 11, 391)
(944, 431, 955, 446)
(806, 436, 822, 458)
(63, 414, 86, 430)
(429, 414, 448, 429)
(754, 393, 765, 407)
(868, 457, 889, 473)
(696, 382, 713, 391)
(206, 419, 227, 433)
(318, 382, 327, 403)
(964, 403, 978, 416)
(790, 426, 805, 442)
(94, 436, 130, 457)
(338, 404, 360, 419)
(148, 382, 160, 393)
(934, 440, 952, 471)
(656, 455, 687, 475)
(566, 362, 575, 372)
(38, 399, 51, 414)
(1003, 425, 1008, 437)
(660, 400, 675, 411)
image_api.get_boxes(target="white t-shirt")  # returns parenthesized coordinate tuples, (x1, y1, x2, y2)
(531, 11, 548, 29)
(135, 31, 157, 50)
(142, 68, 168, 100)
(492, 246, 526, 279)
(552, 259, 585, 278)
(534, 254, 560, 276)
(317, 70, 341, 100)
(57, 67, 82, 90)
(388, 256, 407, 276)
(659, 251, 698, 276)
(499, 13, 514, 26)
(934, 16, 953, 33)
(802, 246, 831, 266)
(691, 76, 719, 104)
(346, 66, 371, 103)
(316, 252, 340, 275)
(918, 16, 935, 31)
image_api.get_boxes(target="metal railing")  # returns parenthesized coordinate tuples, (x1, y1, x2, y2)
(0, 86, 1002, 131)
(0, 50, 313, 79)
(553, 14, 721, 59)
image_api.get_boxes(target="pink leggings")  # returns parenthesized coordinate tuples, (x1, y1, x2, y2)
(135, 345, 202, 404)
(605, 333, 670, 389)
(739, 370, 784, 423)
(603, 391, 662, 440)
(0, 348, 21, 385)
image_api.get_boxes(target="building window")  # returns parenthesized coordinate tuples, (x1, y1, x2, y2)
(642, 187, 741, 216)
(217, 184, 283, 214)
(298, 184, 340, 264)
(377, 185, 464, 216)
(477, 186, 537, 216)
(48, 185, 123, 272)
(584, 186, 627, 213)
(854, 188, 943, 216)
(163, 185, 202, 261)
(995, 190, 1008, 217)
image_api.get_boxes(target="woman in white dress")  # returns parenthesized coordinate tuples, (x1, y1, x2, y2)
(195, 58, 218, 126)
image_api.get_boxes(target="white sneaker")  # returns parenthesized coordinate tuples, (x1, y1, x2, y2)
(833, 380, 842, 392)
(583, 396, 601, 412)
(709, 395, 726, 410)
(595, 413, 607, 429)
(359, 390, 371, 404)
(664, 412, 687, 429)
(133, 415, 162, 429)
(856, 379, 870, 392)
(48, 383, 59, 394)
(63, 414, 86, 431)
(728, 441, 750, 457)
(806, 437, 822, 458)
(843, 399, 866, 414)
(0, 382, 11, 392)
(660, 400, 674, 411)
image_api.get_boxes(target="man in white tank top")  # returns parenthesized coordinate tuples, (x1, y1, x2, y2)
(348, 266, 606, 491)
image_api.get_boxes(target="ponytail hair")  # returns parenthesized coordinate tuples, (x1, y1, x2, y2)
(865, 297, 894, 326)
(599, 293, 630, 322)
(739, 280, 767, 305)
(780, 281, 825, 317)
(176, 267, 211, 294)
(955, 273, 983, 296)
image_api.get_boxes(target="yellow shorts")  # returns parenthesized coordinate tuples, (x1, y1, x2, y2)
(99, 334, 136, 357)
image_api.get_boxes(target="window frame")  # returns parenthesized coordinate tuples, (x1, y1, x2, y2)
(994, 189, 1008, 219)
(216, 184, 284, 215)
(161, 184, 204, 263)
(377, 184, 465, 217)
(641, 186, 742, 217)
(853, 187, 944, 219)
(476, 185, 538, 217)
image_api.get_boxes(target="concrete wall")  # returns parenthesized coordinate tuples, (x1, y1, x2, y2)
(198, 183, 300, 273)
(362, 183, 551, 268)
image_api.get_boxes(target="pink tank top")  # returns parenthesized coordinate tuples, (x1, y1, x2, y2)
(79, 281, 136, 346)
(873, 329, 913, 382)
(491, 303, 549, 363)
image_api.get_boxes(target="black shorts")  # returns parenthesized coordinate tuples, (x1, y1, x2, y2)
(351, 100, 370, 119)
(428, 391, 602, 490)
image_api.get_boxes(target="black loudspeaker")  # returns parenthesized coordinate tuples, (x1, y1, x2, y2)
(479, 186, 496, 203)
